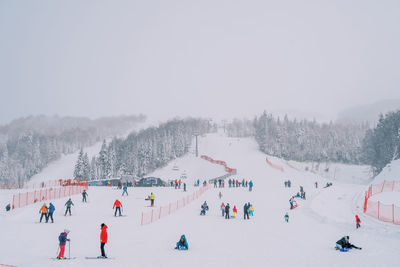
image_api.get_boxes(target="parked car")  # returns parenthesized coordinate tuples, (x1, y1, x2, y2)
(136, 177, 166, 187)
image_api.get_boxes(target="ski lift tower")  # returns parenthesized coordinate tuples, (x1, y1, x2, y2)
(194, 132, 200, 157)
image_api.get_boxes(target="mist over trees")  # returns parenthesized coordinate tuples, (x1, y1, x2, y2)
(361, 110, 400, 173)
(0, 115, 145, 187)
(75, 118, 214, 180)
(226, 112, 369, 164)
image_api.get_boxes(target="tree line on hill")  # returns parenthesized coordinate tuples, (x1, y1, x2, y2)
(0, 115, 145, 187)
(73, 118, 214, 180)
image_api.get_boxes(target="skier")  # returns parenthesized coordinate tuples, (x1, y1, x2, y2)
(249, 203, 254, 216)
(232, 205, 237, 218)
(64, 198, 74, 216)
(243, 203, 250, 220)
(221, 202, 225, 217)
(39, 203, 49, 223)
(218, 191, 222, 199)
(284, 181, 288, 187)
(288, 180, 291, 188)
(150, 192, 155, 207)
(183, 183, 186, 192)
(219, 179, 222, 188)
(82, 190, 88, 202)
(100, 223, 108, 258)
(48, 202, 55, 223)
(225, 203, 230, 219)
(122, 185, 128, 196)
(228, 179, 232, 187)
(355, 215, 361, 229)
(249, 180, 253, 192)
(175, 234, 189, 250)
(214, 180, 217, 188)
(57, 229, 70, 259)
(113, 199, 123, 216)
(335, 236, 361, 251)
(315, 181, 318, 188)
(284, 212, 289, 223)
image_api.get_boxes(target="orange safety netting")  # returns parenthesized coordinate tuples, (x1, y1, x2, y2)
(12, 183, 88, 209)
(141, 184, 210, 225)
(200, 155, 237, 173)
(265, 156, 284, 172)
(364, 180, 400, 225)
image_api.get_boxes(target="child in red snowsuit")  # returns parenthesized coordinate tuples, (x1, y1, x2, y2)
(355, 215, 361, 229)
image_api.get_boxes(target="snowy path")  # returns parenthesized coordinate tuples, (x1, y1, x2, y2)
(1, 133, 400, 267)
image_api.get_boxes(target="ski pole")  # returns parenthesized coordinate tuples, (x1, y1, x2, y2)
(56, 245, 59, 257)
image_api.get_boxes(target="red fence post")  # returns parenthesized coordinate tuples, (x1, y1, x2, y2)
(18, 193, 21, 208)
(141, 212, 144, 226)
(378, 201, 380, 220)
(169, 203, 171, 215)
(393, 204, 395, 223)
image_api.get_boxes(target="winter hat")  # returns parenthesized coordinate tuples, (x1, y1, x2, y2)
(64, 229, 70, 233)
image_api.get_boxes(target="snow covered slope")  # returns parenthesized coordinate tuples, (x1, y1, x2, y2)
(1, 133, 400, 267)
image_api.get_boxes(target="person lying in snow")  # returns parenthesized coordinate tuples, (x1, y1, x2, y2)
(335, 236, 361, 250)
(175, 235, 189, 250)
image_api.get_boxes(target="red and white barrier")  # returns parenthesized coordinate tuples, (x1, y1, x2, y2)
(266, 156, 284, 172)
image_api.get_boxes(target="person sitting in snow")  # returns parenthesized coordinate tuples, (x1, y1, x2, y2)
(335, 236, 361, 250)
(200, 201, 209, 215)
(175, 235, 189, 250)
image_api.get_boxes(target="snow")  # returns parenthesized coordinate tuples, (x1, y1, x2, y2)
(1, 132, 400, 267)
(371, 159, 400, 184)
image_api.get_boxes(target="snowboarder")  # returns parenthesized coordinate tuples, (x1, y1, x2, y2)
(355, 215, 361, 229)
(221, 202, 225, 217)
(113, 199, 123, 216)
(249, 180, 253, 192)
(82, 190, 88, 202)
(233, 205, 237, 218)
(5, 203, 10, 211)
(64, 198, 74, 216)
(150, 192, 155, 207)
(284, 212, 289, 223)
(243, 203, 249, 220)
(39, 203, 49, 223)
(335, 236, 361, 251)
(57, 229, 70, 259)
(200, 201, 208, 215)
(48, 202, 55, 223)
(225, 203, 230, 219)
(100, 223, 108, 258)
(175, 234, 188, 250)
(122, 185, 128, 196)
(249, 203, 254, 216)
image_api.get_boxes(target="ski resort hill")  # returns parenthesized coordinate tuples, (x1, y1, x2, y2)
(1, 132, 400, 267)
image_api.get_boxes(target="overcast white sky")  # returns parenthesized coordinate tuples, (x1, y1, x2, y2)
(0, 0, 399, 124)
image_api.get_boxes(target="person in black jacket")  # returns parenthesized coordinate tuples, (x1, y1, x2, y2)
(243, 203, 250, 220)
(336, 236, 361, 250)
(225, 203, 230, 219)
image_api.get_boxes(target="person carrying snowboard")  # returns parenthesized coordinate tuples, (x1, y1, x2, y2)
(335, 236, 361, 251)
(82, 190, 88, 202)
(175, 234, 188, 250)
(122, 185, 128, 196)
(57, 229, 70, 259)
(233, 205, 237, 218)
(48, 202, 55, 223)
(284, 212, 289, 223)
(64, 198, 74, 216)
(355, 215, 361, 229)
(150, 192, 155, 207)
(39, 203, 49, 223)
(100, 223, 108, 258)
(113, 199, 123, 216)
(225, 203, 230, 219)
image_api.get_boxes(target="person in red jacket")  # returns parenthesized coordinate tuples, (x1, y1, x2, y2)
(355, 215, 361, 229)
(100, 223, 108, 258)
(113, 199, 123, 216)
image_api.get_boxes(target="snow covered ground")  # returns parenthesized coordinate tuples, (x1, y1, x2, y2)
(1, 132, 400, 267)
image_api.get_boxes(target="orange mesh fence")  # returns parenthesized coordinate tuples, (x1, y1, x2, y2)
(265, 156, 284, 172)
(12, 183, 88, 209)
(200, 155, 237, 174)
(141, 184, 210, 225)
(364, 180, 400, 225)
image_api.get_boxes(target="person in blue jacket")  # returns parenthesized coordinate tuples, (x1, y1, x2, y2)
(48, 203, 55, 223)
(175, 234, 189, 250)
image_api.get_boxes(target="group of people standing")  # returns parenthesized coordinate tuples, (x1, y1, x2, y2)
(220, 202, 254, 219)
(227, 179, 254, 191)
